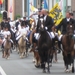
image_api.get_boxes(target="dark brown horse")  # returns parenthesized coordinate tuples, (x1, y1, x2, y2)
(29, 29, 41, 67)
(62, 24, 75, 73)
(38, 19, 53, 73)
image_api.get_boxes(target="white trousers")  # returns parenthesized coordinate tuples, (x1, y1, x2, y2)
(34, 31, 56, 40)
(58, 34, 63, 41)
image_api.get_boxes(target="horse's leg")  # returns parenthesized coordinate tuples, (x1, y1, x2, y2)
(69, 52, 74, 73)
(19, 47, 22, 58)
(53, 50, 57, 63)
(3, 49, 6, 58)
(63, 55, 69, 72)
(42, 63, 46, 73)
(42, 53, 46, 73)
(55, 50, 57, 62)
(47, 54, 50, 73)
(35, 52, 41, 68)
(2, 49, 5, 58)
(23, 47, 26, 58)
(6, 49, 9, 59)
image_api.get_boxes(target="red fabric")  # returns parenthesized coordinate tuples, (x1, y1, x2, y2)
(0, 0, 3, 5)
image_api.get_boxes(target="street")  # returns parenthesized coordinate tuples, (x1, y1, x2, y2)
(0, 50, 75, 75)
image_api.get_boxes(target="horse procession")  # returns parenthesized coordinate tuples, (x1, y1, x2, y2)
(0, 9, 75, 74)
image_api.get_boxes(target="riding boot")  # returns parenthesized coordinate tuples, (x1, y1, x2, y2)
(58, 41, 62, 53)
(52, 38, 56, 50)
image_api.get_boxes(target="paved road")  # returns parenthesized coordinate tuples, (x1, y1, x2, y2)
(0, 50, 75, 75)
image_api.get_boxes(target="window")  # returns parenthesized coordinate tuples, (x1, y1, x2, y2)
(0, 0, 6, 11)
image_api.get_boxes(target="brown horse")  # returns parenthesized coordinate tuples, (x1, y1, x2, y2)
(18, 34, 27, 58)
(37, 19, 53, 73)
(62, 24, 75, 73)
(3, 35, 11, 59)
(29, 29, 41, 67)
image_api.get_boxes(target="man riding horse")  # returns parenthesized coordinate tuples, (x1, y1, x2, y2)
(55, 12, 75, 52)
(32, 9, 55, 50)
(55, 12, 75, 73)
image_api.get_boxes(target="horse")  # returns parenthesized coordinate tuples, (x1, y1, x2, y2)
(62, 24, 75, 73)
(3, 35, 11, 59)
(51, 26, 58, 62)
(37, 19, 53, 73)
(29, 28, 41, 67)
(18, 33, 27, 58)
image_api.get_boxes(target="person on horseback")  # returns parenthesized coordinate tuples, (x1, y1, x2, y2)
(1, 26, 13, 48)
(16, 21, 28, 43)
(33, 9, 55, 50)
(55, 12, 75, 52)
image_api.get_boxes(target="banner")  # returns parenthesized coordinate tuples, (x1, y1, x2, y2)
(8, 0, 14, 20)
(0, 0, 3, 4)
(42, 0, 48, 10)
(29, 0, 34, 16)
(30, 5, 38, 13)
(49, 3, 63, 26)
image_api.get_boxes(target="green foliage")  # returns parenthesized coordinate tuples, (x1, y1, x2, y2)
(15, 14, 21, 20)
(0, 13, 2, 22)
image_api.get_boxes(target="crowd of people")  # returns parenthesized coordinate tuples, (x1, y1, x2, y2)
(0, 8, 75, 53)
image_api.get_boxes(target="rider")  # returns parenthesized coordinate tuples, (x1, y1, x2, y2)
(56, 12, 75, 52)
(34, 9, 55, 50)
(16, 21, 27, 42)
(1, 26, 13, 49)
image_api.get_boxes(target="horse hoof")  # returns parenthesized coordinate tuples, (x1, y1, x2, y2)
(42, 70, 46, 73)
(35, 65, 41, 68)
(7, 58, 9, 60)
(53, 60, 57, 63)
(65, 69, 70, 73)
(49, 63, 52, 67)
(47, 71, 50, 73)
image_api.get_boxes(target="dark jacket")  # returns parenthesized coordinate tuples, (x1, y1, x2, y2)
(44, 15, 54, 32)
(15, 22, 20, 30)
(36, 15, 54, 32)
(1, 21, 5, 30)
(56, 18, 75, 34)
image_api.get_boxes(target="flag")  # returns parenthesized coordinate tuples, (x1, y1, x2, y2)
(30, 5, 38, 12)
(42, 0, 48, 10)
(0, 0, 3, 4)
(59, 0, 63, 10)
(29, 1, 38, 16)
(49, 1, 63, 26)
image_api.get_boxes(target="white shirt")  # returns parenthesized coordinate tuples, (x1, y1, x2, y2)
(67, 18, 70, 22)
(19, 27, 27, 35)
(2, 31, 11, 38)
(44, 15, 47, 21)
(18, 23, 21, 31)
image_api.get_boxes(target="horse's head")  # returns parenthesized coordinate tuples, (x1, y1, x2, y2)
(67, 24, 74, 37)
(39, 18, 46, 33)
(5, 35, 11, 42)
(21, 33, 27, 41)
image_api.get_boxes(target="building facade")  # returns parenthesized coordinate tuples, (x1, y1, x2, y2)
(0, 0, 75, 20)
